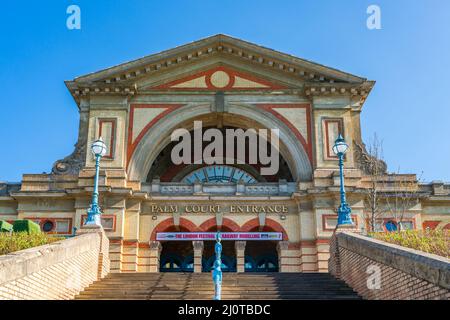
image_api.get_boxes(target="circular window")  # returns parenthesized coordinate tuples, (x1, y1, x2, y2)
(209, 71, 230, 88)
(385, 220, 398, 232)
(42, 220, 54, 232)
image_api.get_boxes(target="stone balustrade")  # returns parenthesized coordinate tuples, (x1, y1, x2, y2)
(142, 180, 298, 196)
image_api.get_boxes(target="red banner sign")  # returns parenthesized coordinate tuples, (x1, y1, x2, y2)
(156, 232, 282, 241)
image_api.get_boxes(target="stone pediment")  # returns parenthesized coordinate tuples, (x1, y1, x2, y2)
(142, 65, 288, 91)
(65, 34, 374, 105)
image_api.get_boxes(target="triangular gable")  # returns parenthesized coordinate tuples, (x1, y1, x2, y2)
(153, 66, 286, 90)
(66, 34, 374, 108)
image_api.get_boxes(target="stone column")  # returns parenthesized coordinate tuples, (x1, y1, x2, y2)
(277, 241, 289, 273)
(149, 241, 162, 272)
(235, 241, 246, 273)
(193, 241, 204, 273)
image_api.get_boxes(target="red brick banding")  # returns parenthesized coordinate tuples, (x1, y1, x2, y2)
(150, 217, 200, 241)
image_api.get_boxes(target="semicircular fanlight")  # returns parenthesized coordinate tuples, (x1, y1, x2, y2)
(181, 165, 257, 184)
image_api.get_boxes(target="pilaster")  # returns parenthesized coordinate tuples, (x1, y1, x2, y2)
(193, 241, 204, 273)
(277, 241, 290, 272)
(235, 241, 246, 273)
(149, 241, 162, 272)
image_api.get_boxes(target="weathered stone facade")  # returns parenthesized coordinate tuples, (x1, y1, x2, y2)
(1, 35, 449, 273)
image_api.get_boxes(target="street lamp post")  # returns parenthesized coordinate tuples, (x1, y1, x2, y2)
(332, 134, 354, 226)
(84, 137, 107, 226)
(212, 232, 223, 300)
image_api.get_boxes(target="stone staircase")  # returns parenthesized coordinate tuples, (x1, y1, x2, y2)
(74, 273, 361, 300)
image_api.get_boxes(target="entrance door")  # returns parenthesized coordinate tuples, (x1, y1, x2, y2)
(244, 241, 279, 272)
(245, 254, 278, 272)
(159, 241, 194, 272)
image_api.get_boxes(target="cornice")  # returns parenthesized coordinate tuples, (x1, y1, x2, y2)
(304, 81, 375, 104)
(10, 191, 68, 198)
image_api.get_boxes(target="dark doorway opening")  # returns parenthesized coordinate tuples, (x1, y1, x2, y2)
(159, 241, 194, 272)
(244, 241, 279, 272)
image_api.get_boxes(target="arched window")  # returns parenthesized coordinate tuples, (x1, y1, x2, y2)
(182, 165, 257, 184)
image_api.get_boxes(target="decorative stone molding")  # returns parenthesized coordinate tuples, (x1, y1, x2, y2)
(161, 184, 193, 194)
(277, 241, 289, 252)
(52, 110, 88, 175)
(0, 182, 21, 197)
(430, 181, 448, 196)
(192, 240, 204, 251)
(353, 141, 387, 175)
(235, 241, 246, 251)
(215, 212, 223, 228)
(141, 182, 298, 196)
(173, 212, 180, 228)
(149, 241, 162, 252)
(246, 185, 279, 194)
(304, 84, 373, 99)
(258, 212, 266, 228)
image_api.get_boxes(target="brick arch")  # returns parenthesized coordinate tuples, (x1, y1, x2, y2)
(150, 217, 200, 241)
(199, 217, 241, 232)
(240, 217, 289, 241)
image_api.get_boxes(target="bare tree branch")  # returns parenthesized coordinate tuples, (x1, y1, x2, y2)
(361, 133, 387, 232)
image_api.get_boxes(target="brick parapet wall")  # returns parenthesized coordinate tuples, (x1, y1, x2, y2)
(98, 229, 110, 278)
(329, 231, 450, 300)
(0, 229, 110, 300)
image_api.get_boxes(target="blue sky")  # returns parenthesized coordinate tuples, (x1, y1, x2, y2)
(0, 0, 449, 183)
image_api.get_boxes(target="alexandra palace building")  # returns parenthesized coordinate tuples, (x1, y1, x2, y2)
(1, 35, 449, 273)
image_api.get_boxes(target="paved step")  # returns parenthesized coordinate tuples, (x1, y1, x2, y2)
(74, 273, 361, 300)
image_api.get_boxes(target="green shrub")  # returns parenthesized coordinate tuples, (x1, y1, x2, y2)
(0, 232, 62, 255)
(370, 229, 449, 258)
(0, 221, 13, 232)
(13, 220, 41, 234)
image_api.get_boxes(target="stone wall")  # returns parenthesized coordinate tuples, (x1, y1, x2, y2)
(329, 230, 450, 300)
(0, 228, 109, 300)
